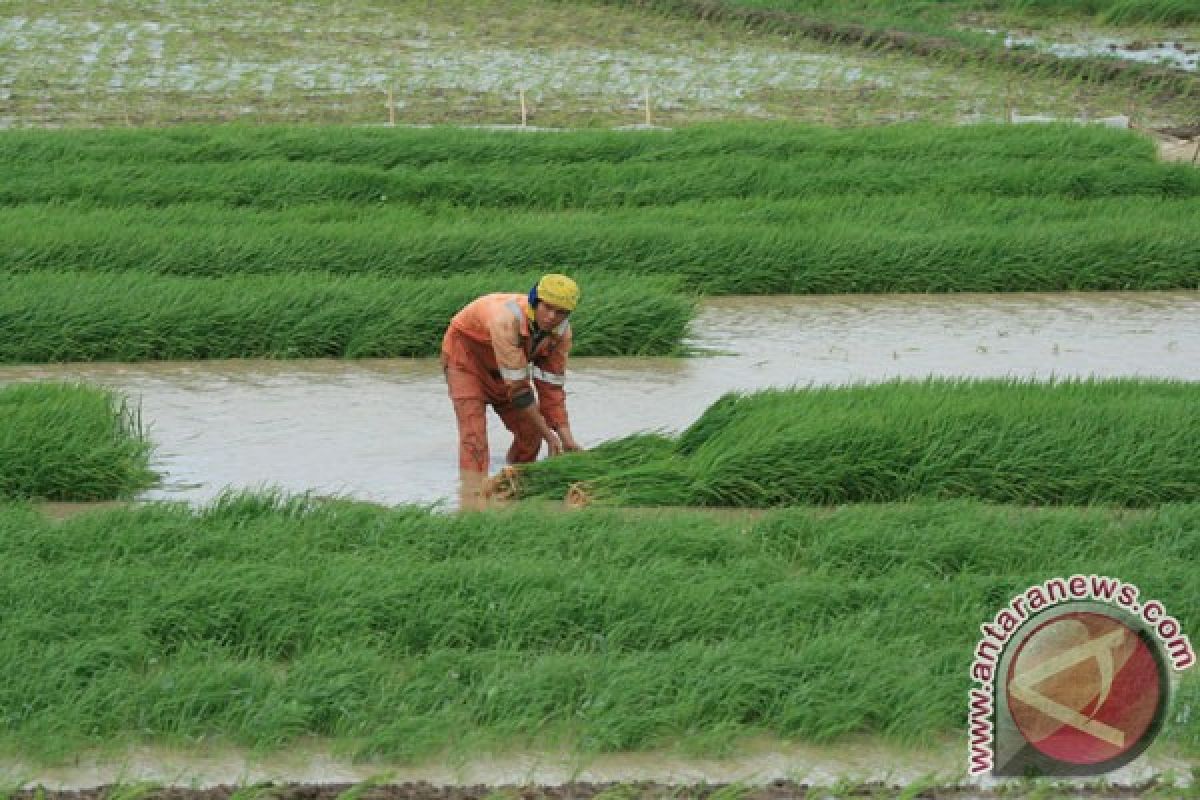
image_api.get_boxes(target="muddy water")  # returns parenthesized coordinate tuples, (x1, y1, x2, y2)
(1, 292, 1196, 509)
(1003, 31, 1200, 72)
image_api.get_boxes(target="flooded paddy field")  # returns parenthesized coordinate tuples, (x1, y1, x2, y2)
(0, 0, 1197, 129)
(1, 292, 1195, 508)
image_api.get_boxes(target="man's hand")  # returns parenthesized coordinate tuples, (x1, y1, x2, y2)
(519, 402, 563, 456)
(557, 426, 583, 452)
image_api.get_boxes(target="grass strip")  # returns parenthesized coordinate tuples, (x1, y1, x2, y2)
(1, 125, 1188, 212)
(3, 125, 1196, 293)
(0, 495, 1195, 760)
(0, 383, 155, 501)
(514, 379, 1200, 508)
(5, 152, 1195, 210)
(0, 123, 1160, 170)
(592, 0, 1200, 95)
(5, 201, 1197, 292)
(0, 272, 693, 362)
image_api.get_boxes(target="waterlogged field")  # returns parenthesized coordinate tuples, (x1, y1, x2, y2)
(0, 0, 1197, 129)
(0, 496, 1196, 766)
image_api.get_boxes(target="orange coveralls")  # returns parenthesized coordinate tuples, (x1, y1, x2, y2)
(441, 293, 572, 473)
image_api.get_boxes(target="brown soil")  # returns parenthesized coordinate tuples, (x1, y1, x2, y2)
(1157, 124, 1200, 139)
(6, 781, 1172, 800)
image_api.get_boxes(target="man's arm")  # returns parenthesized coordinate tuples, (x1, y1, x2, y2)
(533, 332, 580, 452)
(489, 310, 563, 455)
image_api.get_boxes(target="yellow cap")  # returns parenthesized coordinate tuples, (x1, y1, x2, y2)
(536, 273, 580, 311)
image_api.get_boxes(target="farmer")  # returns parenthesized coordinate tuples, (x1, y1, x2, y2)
(442, 273, 583, 510)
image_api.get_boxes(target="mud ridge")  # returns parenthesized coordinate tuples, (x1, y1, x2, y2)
(598, 0, 1200, 98)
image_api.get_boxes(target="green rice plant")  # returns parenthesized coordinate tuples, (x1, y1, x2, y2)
(0, 123, 1160, 169)
(614, 0, 1200, 41)
(2, 0, 1195, 130)
(0, 382, 155, 501)
(104, 783, 162, 800)
(333, 774, 396, 800)
(510, 433, 678, 499)
(515, 379, 1200, 507)
(2, 125, 1196, 294)
(4, 199, 1199, 293)
(593, 0, 1200, 99)
(0, 124, 1184, 213)
(0, 496, 1195, 761)
(1013, 0, 1200, 24)
(0, 272, 694, 362)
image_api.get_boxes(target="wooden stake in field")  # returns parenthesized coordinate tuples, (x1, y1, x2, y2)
(644, 85, 652, 126)
(387, 88, 396, 126)
(520, 88, 528, 127)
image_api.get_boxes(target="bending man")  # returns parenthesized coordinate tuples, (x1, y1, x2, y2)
(441, 274, 582, 510)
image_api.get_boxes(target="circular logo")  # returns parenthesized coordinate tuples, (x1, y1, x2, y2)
(1005, 610, 1168, 770)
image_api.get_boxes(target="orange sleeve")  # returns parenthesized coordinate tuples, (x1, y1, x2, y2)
(486, 306, 531, 399)
(534, 329, 571, 428)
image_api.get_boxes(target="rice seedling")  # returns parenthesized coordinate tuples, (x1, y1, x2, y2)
(104, 784, 162, 800)
(0, 123, 1178, 209)
(0, 495, 1194, 761)
(597, 0, 1200, 69)
(0, 0, 1195, 129)
(1, 125, 1196, 298)
(6, 201, 1199, 293)
(0, 272, 694, 362)
(514, 378, 1200, 508)
(0, 382, 155, 501)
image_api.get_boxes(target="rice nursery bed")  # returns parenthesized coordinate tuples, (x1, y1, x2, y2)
(0, 272, 691, 362)
(0, 126, 1197, 362)
(0, 382, 154, 501)
(0, 494, 1196, 763)
(511, 379, 1200, 508)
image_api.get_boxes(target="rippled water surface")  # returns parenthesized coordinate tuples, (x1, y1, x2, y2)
(2, 292, 1196, 508)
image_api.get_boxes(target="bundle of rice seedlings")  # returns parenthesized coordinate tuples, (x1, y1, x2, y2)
(514, 379, 1200, 508)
